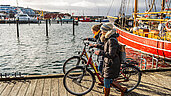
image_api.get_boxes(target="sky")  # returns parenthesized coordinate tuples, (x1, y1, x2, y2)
(0, 0, 164, 16)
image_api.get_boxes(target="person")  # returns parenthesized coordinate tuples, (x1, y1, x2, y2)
(85, 23, 104, 75)
(94, 23, 127, 96)
(86, 23, 103, 42)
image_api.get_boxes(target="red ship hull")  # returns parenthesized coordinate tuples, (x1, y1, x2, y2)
(114, 26, 171, 60)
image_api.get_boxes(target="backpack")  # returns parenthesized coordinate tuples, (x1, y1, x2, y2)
(111, 37, 126, 63)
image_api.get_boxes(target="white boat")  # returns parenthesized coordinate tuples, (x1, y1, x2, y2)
(15, 14, 38, 22)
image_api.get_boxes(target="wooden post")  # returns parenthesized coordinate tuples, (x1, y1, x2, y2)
(16, 18, 19, 38)
(73, 19, 75, 36)
(61, 19, 62, 26)
(9, 19, 10, 25)
(38, 18, 40, 25)
(46, 19, 48, 37)
(49, 19, 51, 26)
(28, 18, 30, 25)
(14, 17, 15, 25)
(160, 0, 165, 22)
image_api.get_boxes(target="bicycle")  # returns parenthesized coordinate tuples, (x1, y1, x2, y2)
(63, 41, 142, 95)
(63, 40, 95, 74)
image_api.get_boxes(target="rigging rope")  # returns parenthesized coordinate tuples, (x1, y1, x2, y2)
(166, 0, 171, 10)
(147, 0, 155, 12)
(126, 0, 130, 15)
(107, 0, 115, 16)
(145, 0, 148, 11)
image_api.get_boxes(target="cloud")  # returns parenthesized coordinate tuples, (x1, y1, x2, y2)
(71, 1, 96, 8)
(0, 0, 162, 16)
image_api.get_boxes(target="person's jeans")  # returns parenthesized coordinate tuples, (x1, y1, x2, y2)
(104, 78, 113, 88)
(98, 56, 104, 74)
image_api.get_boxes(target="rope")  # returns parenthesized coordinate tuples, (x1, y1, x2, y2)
(145, 0, 148, 11)
(107, 0, 115, 16)
(147, 0, 155, 12)
(126, 0, 130, 15)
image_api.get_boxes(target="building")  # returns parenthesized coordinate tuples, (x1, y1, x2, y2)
(0, 5, 36, 18)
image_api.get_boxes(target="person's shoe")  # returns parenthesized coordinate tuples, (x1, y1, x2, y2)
(104, 88, 110, 96)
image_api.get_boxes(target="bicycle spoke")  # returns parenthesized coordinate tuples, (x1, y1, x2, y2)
(118, 65, 141, 92)
(63, 56, 87, 74)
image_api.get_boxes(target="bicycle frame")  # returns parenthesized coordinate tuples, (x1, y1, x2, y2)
(82, 48, 131, 84)
(79, 41, 103, 82)
(79, 41, 132, 84)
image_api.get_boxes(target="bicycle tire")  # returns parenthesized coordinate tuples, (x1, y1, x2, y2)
(119, 65, 141, 92)
(63, 66, 95, 95)
(63, 56, 87, 74)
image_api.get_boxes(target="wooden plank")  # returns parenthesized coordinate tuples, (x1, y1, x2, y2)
(110, 86, 120, 96)
(8, 81, 23, 96)
(58, 78, 68, 96)
(0, 82, 8, 95)
(42, 78, 51, 96)
(51, 78, 59, 96)
(81, 74, 93, 96)
(0, 81, 15, 96)
(72, 76, 84, 95)
(17, 80, 30, 96)
(64, 76, 76, 96)
(34, 79, 45, 96)
(25, 79, 37, 96)
(147, 73, 171, 95)
(126, 72, 170, 96)
(91, 82, 103, 96)
(154, 73, 171, 88)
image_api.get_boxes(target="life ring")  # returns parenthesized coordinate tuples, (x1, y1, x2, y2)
(166, 20, 171, 31)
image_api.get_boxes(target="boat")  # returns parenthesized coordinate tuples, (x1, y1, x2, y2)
(79, 17, 93, 22)
(108, 0, 171, 60)
(15, 14, 38, 23)
(95, 19, 109, 22)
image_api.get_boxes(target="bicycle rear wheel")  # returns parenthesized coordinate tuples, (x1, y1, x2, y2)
(63, 56, 87, 74)
(63, 66, 95, 95)
(119, 65, 141, 92)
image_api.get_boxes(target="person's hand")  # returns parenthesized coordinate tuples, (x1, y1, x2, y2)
(89, 43, 94, 46)
(95, 50, 100, 55)
(89, 44, 97, 47)
(83, 38, 88, 40)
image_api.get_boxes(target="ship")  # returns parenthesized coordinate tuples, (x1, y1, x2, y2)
(108, 0, 171, 60)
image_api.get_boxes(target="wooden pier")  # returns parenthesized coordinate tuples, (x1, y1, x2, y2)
(0, 71, 171, 96)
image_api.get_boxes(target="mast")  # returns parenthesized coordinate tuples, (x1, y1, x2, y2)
(161, 0, 165, 11)
(134, 0, 138, 27)
(161, 0, 165, 20)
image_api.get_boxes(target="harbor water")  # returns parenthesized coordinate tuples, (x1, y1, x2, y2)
(0, 22, 170, 76)
(0, 22, 97, 75)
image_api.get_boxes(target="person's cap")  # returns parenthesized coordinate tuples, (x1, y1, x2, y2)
(100, 23, 113, 32)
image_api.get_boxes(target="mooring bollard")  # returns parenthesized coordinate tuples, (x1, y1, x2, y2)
(16, 18, 19, 38)
(46, 19, 49, 37)
(73, 19, 75, 36)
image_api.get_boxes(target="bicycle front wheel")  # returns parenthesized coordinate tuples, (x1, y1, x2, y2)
(63, 56, 87, 74)
(119, 65, 141, 92)
(63, 66, 95, 95)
